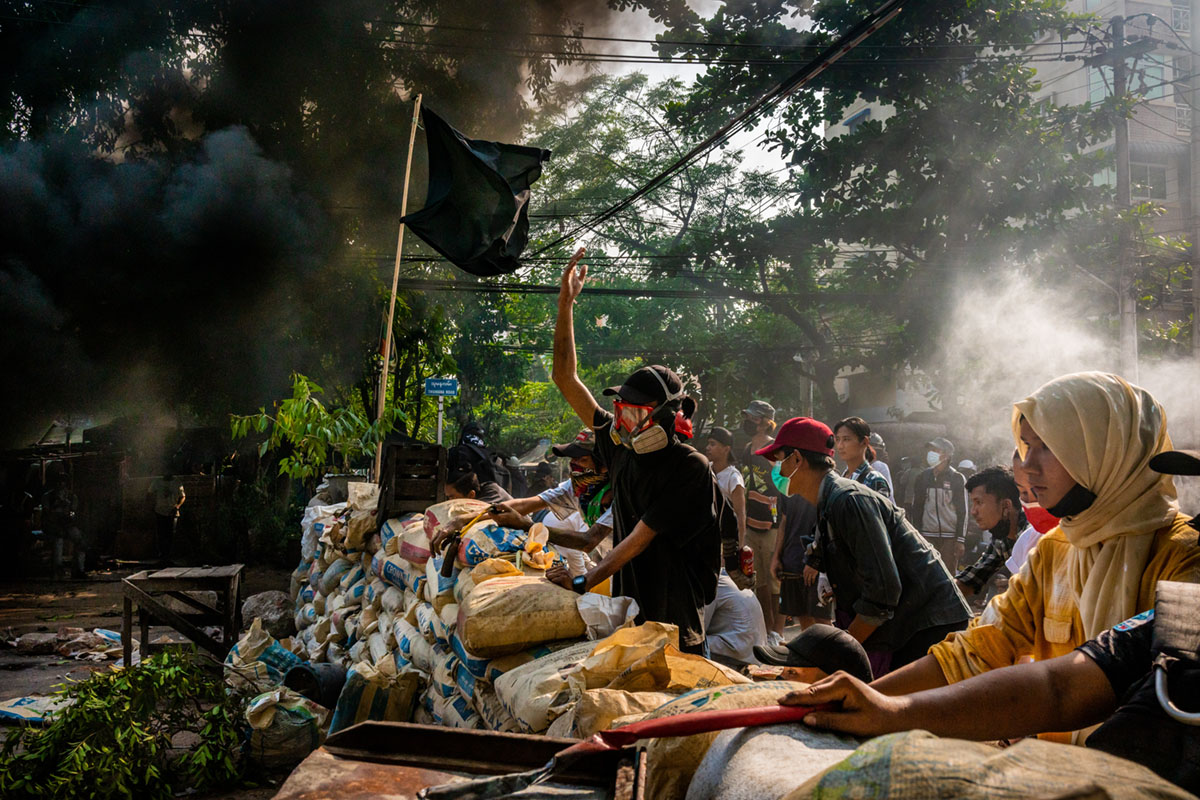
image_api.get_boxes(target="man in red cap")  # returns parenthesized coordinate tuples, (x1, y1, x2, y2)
(545, 249, 722, 655)
(758, 417, 970, 675)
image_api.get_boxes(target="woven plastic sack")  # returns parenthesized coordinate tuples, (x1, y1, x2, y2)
(423, 498, 491, 540)
(784, 730, 1197, 800)
(457, 576, 586, 658)
(245, 688, 328, 769)
(225, 618, 305, 692)
(327, 660, 420, 734)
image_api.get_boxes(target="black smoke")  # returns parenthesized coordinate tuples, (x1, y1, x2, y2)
(0, 0, 625, 446)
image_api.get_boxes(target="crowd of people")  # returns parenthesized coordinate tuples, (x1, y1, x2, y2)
(432, 249, 1200, 794)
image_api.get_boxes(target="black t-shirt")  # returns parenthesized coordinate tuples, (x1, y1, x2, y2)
(593, 409, 721, 646)
(778, 493, 817, 574)
(1079, 609, 1200, 794)
(741, 441, 778, 531)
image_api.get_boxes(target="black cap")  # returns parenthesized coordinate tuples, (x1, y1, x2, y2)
(534, 461, 553, 476)
(602, 365, 682, 406)
(707, 427, 734, 447)
(1150, 450, 1200, 476)
(925, 436, 955, 456)
(752, 624, 873, 683)
(551, 429, 596, 459)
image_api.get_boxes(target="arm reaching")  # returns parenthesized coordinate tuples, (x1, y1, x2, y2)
(552, 248, 602, 427)
(781, 649, 1116, 742)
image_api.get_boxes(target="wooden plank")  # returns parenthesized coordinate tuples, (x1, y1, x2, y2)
(147, 567, 189, 579)
(204, 564, 245, 578)
(123, 580, 226, 656)
(165, 590, 221, 618)
(390, 478, 439, 496)
(123, 576, 237, 593)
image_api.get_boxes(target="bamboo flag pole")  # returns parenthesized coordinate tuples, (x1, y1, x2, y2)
(374, 92, 422, 481)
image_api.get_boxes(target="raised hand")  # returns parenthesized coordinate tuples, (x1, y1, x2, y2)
(559, 247, 587, 306)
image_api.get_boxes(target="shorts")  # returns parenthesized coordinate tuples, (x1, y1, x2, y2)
(746, 527, 780, 595)
(779, 574, 834, 620)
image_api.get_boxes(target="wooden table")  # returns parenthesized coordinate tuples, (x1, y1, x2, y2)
(121, 564, 244, 666)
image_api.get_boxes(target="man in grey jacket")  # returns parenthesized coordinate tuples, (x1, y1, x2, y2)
(911, 437, 968, 571)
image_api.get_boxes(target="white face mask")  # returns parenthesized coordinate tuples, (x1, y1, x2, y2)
(926, 450, 942, 468)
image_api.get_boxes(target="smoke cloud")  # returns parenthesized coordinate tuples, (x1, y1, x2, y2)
(931, 269, 1200, 512)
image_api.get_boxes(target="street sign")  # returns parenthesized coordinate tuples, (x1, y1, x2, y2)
(424, 377, 459, 397)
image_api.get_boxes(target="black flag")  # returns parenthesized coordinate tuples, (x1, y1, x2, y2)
(401, 107, 551, 277)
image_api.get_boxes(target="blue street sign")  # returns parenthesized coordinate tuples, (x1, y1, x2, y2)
(424, 377, 459, 397)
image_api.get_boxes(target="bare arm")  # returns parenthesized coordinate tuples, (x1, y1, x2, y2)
(552, 248, 602, 427)
(782, 650, 1116, 741)
(771, 509, 787, 578)
(869, 653, 950, 695)
(577, 520, 657, 591)
(732, 485, 747, 548)
(547, 522, 612, 554)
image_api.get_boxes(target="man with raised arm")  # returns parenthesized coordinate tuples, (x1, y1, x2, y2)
(544, 248, 722, 655)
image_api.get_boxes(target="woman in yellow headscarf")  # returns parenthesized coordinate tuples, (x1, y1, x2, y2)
(872, 372, 1200, 699)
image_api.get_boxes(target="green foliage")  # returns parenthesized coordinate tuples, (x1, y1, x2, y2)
(0, 650, 251, 800)
(231, 372, 402, 480)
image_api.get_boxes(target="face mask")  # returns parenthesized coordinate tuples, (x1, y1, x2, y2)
(987, 505, 1014, 540)
(1047, 483, 1097, 519)
(1021, 500, 1059, 534)
(771, 458, 795, 495)
(610, 369, 683, 454)
(741, 419, 759, 436)
(569, 461, 606, 492)
(926, 451, 942, 468)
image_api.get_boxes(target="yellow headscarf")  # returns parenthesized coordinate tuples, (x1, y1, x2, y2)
(1012, 371, 1179, 636)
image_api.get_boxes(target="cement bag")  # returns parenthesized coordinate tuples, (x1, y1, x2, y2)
(320, 558, 352, 595)
(450, 633, 492, 680)
(431, 644, 459, 698)
(453, 557, 523, 605)
(381, 585, 405, 615)
(367, 631, 389, 665)
(395, 618, 420, 664)
(327, 660, 420, 734)
(301, 503, 346, 561)
(365, 578, 387, 610)
(348, 640, 368, 664)
(378, 553, 412, 591)
(359, 606, 380, 636)
(425, 553, 459, 613)
(423, 498, 491, 540)
(783, 730, 1196, 800)
(344, 483, 380, 551)
(245, 688, 328, 769)
(339, 564, 366, 592)
(379, 610, 396, 649)
(225, 618, 305, 692)
(343, 578, 366, 607)
(641, 681, 809, 800)
(455, 661, 483, 702)
(415, 602, 440, 644)
(433, 692, 481, 729)
(576, 594, 640, 640)
(557, 689, 676, 740)
(493, 640, 597, 733)
(456, 520, 527, 567)
(313, 617, 333, 646)
(484, 640, 583, 683)
(381, 513, 423, 558)
(289, 561, 312, 599)
(457, 576, 586, 658)
(408, 626, 435, 674)
(295, 603, 317, 630)
(687, 723, 859, 800)
(296, 583, 316, 606)
(473, 684, 520, 733)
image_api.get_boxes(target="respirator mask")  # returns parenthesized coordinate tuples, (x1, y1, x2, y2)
(926, 450, 942, 468)
(609, 369, 683, 454)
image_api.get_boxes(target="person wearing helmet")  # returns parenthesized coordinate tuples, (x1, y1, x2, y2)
(547, 249, 721, 655)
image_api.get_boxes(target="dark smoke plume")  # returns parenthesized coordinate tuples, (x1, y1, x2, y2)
(0, 0, 623, 446)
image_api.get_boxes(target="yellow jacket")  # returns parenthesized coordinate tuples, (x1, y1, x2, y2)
(930, 514, 1200, 682)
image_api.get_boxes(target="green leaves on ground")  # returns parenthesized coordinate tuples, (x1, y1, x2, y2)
(0, 650, 252, 800)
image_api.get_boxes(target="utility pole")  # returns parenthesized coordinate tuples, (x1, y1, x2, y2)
(1088, 16, 1151, 380)
(1192, 0, 1200, 359)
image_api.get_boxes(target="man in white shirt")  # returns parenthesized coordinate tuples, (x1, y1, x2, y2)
(868, 432, 894, 496)
(705, 426, 746, 546)
(487, 429, 613, 576)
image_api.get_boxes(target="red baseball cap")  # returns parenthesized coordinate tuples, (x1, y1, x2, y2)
(755, 417, 835, 460)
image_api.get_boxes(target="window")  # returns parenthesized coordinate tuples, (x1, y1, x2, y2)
(1089, 66, 1113, 104)
(1130, 162, 1168, 200)
(1094, 166, 1116, 188)
(843, 108, 871, 134)
(1173, 56, 1191, 104)
(1172, 0, 1191, 33)
(1139, 55, 1168, 101)
(1178, 104, 1192, 132)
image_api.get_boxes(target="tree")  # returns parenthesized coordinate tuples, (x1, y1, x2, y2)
(533, 0, 1114, 416)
